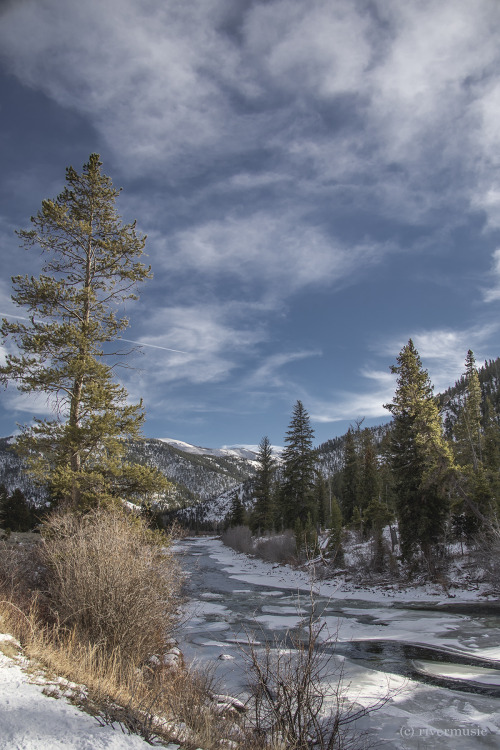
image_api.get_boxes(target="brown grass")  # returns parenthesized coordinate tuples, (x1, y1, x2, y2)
(0, 507, 252, 748)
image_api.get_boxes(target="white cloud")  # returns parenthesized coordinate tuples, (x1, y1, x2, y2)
(130, 301, 266, 387)
(158, 212, 395, 298)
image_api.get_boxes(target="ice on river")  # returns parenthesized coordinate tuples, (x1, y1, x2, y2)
(177, 536, 500, 748)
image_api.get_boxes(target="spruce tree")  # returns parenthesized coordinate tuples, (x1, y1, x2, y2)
(453, 351, 483, 469)
(384, 340, 453, 566)
(359, 429, 380, 512)
(341, 428, 359, 523)
(0, 487, 33, 532)
(0, 155, 168, 509)
(280, 400, 316, 527)
(452, 351, 492, 534)
(251, 436, 275, 533)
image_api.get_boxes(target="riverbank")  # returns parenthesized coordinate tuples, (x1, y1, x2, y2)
(0, 633, 178, 750)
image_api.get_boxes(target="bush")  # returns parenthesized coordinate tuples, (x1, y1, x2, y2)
(39, 507, 181, 664)
(221, 525, 254, 554)
(254, 531, 296, 564)
(242, 600, 393, 749)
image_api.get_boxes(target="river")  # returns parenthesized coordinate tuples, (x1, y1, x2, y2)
(175, 536, 500, 748)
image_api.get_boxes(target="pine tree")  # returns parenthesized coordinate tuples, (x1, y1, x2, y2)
(384, 340, 453, 566)
(313, 471, 329, 529)
(359, 428, 381, 513)
(341, 428, 359, 523)
(0, 487, 34, 532)
(453, 351, 483, 469)
(452, 351, 492, 534)
(251, 436, 275, 533)
(0, 155, 168, 509)
(280, 401, 316, 527)
(228, 491, 245, 527)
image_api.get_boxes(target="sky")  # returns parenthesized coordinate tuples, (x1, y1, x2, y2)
(0, 0, 500, 450)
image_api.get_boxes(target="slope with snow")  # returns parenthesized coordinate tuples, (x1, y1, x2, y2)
(0, 635, 180, 750)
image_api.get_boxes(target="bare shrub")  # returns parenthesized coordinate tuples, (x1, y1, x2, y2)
(0, 537, 42, 615)
(254, 531, 297, 564)
(470, 527, 500, 592)
(39, 507, 182, 664)
(241, 601, 393, 749)
(221, 525, 254, 555)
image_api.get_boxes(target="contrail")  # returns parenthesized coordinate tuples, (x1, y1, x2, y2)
(0, 314, 189, 355)
(119, 338, 189, 354)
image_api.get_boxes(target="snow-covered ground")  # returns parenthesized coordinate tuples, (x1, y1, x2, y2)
(0, 635, 180, 750)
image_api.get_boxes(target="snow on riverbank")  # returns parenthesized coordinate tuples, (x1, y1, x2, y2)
(0, 634, 180, 750)
(181, 535, 495, 604)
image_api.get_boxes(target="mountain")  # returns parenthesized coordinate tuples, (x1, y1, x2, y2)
(0, 436, 258, 509)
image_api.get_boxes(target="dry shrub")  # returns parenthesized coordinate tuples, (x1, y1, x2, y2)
(39, 507, 182, 664)
(241, 608, 393, 750)
(221, 525, 254, 554)
(254, 531, 296, 564)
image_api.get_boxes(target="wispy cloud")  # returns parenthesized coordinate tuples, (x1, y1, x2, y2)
(160, 213, 396, 300)
(244, 350, 321, 389)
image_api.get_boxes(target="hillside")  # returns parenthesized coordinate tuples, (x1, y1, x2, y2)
(0, 437, 257, 510)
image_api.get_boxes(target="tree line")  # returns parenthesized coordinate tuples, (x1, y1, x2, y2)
(230, 344, 500, 573)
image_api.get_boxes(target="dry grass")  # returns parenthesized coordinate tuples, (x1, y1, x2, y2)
(0, 507, 251, 748)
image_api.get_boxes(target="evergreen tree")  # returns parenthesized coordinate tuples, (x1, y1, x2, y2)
(228, 491, 245, 527)
(453, 351, 483, 469)
(0, 155, 168, 509)
(280, 401, 316, 527)
(251, 436, 275, 533)
(384, 340, 453, 566)
(313, 471, 329, 529)
(452, 351, 492, 534)
(341, 428, 359, 523)
(359, 428, 381, 512)
(0, 487, 34, 532)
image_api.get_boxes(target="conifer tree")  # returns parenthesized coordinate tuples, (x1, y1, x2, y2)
(0, 487, 34, 532)
(251, 436, 275, 533)
(453, 351, 483, 469)
(228, 491, 245, 527)
(359, 428, 380, 511)
(451, 351, 492, 534)
(0, 155, 168, 509)
(313, 471, 329, 529)
(280, 400, 316, 527)
(384, 340, 453, 565)
(341, 428, 359, 523)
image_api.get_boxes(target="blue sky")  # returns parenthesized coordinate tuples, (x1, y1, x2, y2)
(0, 0, 500, 449)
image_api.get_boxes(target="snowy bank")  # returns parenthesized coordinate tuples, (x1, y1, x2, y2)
(0, 634, 180, 750)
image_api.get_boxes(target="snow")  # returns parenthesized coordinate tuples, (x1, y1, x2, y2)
(158, 438, 259, 461)
(0, 636, 180, 750)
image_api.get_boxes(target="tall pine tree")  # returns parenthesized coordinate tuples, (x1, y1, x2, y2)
(251, 436, 276, 533)
(341, 428, 359, 523)
(453, 351, 494, 532)
(384, 340, 453, 566)
(280, 401, 316, 528)
(0, 155, 168, 509)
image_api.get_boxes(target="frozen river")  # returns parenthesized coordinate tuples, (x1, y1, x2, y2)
(175, 536, 500, 748)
